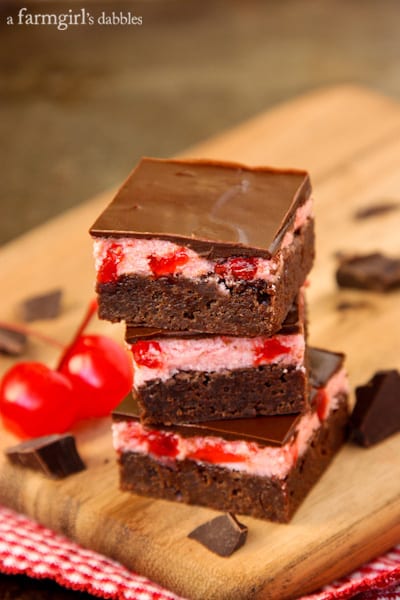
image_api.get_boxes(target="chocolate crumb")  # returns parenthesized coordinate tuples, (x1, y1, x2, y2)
(336, 300, 371, 311)
(336, 253, 400, 292)
(354, 201, 399, 220)
(0, 326, 27, 356)
(188, 513, 248, 557)
(350, 370, 400, 447)
(5, 434, 86, 479)
(20, 289, 63, 322)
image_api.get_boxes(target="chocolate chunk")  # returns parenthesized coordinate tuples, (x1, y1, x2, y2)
(5, 434, 86, 478)
(336, 253, 400, 292)
(90, 157, 311, 259)
(354, 201, 399, 220)
(0, 326, 27, 356)
(188, 513, 248, 556)
(336, 300, 371, 311)
(20, 289, 63, 322)
(350, 370, 400, 447)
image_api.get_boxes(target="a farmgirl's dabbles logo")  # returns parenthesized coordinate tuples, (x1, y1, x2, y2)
(6, 7, 143, 30)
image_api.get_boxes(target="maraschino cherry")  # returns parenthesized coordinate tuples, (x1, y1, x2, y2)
(148, 247, 189, 278)
(0, 298, 133, 438)
(58, 300, 132, 419)
(0, 363, 77, 439)
(214, 257, 258, 280)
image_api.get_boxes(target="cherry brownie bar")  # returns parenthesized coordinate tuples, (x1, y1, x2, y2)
(90, 157, 314, 336)
(126, 293, 309, 425)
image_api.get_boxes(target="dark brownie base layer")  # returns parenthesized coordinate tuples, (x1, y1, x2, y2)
(117, 396, 348, 523)
(136, 363, 308, 425)
(97, 219, 314, 336)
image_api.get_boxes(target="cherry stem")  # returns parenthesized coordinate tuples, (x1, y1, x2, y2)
(0, 320, 64, 349)
(56, 298, 98, 371)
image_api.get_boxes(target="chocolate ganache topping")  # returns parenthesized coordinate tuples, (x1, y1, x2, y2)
(90, 157, 312, 259)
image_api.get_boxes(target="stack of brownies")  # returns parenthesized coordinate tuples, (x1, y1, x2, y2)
(90, 157, 349, 522)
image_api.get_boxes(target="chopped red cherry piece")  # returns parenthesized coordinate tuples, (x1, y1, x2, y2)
(0, 362, 78, 439)
(98, 243, 124, 283)
(131, 341, 163, 369)
(58, 335, 133, 419)
(143, 430, 179, 458)
(253, 338, 290, 365)
(214, 256, 258, 280)
(315, 389, 329, 421)
(188, 441, 246, 464)
(148, 247, 189, 277)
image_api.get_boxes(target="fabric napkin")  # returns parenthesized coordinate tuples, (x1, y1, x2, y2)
(0, 505, 399, 600)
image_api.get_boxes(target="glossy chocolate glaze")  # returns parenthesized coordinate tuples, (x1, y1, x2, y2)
(90, 157, 312, 259)
(125, 294, 302, 342)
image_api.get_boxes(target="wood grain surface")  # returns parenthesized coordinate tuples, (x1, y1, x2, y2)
(1, 85, 400, 600)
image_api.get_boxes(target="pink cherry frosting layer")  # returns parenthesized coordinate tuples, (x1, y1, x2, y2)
(93, 198, 313, 286)
(129, 333, 305, 388)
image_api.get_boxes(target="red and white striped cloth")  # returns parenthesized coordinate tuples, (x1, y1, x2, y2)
(0, 505, 399, 600)
(0, 505, 183, 600)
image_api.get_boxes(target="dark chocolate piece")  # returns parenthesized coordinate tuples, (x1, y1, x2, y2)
(118, 397, 349, 522)
(113, 393, 301, 446)
(188, 513, 247, 557)
(336, 300, 371, 312)
(0, 326, 27, 356)
(20, 289, 63, 322)
(336, 253, 400, 292)
(354, 201, 399, 220)
(90, 157, 311, 259)
(309, 347, 344, 389)
(350, 370, 400, 447)
(5, 434, 86, 479)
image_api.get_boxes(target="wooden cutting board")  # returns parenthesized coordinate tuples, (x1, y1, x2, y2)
(1, 85, 400, 600)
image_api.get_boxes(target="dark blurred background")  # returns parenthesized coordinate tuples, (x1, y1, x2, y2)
(1, 0, 400, 246)
(1, 1, 400, 596)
